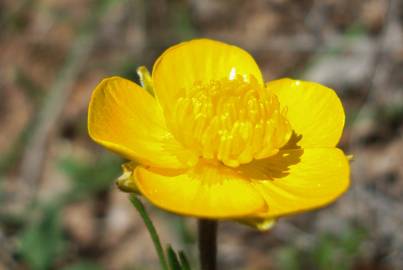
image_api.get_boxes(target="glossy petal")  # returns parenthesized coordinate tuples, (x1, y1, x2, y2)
(152, 39, 263, 115)
(88, 76, 198, 169)
(134, 162, 268, 218)
(268, 79, 345, 148)
(244, 148, 350, 218)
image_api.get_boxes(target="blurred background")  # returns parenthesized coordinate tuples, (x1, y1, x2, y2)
(1, 0, 403, 269)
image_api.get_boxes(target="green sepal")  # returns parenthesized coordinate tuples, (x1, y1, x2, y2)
(137, 66, 154, 95)
(116, 161, 139, 193)
(237, 217, 276, 231)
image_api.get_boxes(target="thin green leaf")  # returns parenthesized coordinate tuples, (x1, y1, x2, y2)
(178, 251, 191, 270)
(129, 195, 169, 270)
(166, 245, 181, 270)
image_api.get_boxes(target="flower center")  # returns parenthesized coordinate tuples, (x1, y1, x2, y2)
(169, 75, 292, 167)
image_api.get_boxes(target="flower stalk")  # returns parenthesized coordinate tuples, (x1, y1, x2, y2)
(130, 195, 169, 270)
(198, 219, 218, 270)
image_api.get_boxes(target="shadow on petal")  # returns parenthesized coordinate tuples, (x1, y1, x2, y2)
(281, 131, 303, 150)
(237, 132, 303, 180)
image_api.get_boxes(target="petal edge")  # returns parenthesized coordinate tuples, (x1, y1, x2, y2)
(268, 78, 345, 148)
(152, 39, 264, 115)
(88, 76, 197, 169)
(249, 148, 350, 218)
(134, 162, 268, 218)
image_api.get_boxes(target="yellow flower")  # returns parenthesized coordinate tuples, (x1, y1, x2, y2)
(88, 39, 350, 226)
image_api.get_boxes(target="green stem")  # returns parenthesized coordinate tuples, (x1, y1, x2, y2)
(198, 219, 218, 270)
(130, 195, 169, 270)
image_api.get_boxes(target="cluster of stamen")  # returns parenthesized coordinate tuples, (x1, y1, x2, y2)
(169, 75, 292, 167)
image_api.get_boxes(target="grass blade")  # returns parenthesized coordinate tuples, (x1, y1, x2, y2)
(166, 245, 181, 270)
(178, 251, 191, 270)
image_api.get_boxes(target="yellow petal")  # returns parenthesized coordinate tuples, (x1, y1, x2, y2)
(134, 161, 268, 218)
(152, 39, 263, 115)
(268, 79, 345, 148)
(244, 148, 350, 218)
(88, 76, 198, 169)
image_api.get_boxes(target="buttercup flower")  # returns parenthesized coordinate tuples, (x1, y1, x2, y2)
(88, 39, 350, 228)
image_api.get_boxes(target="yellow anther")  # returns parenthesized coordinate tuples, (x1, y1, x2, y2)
(170, 75, 292, 167)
